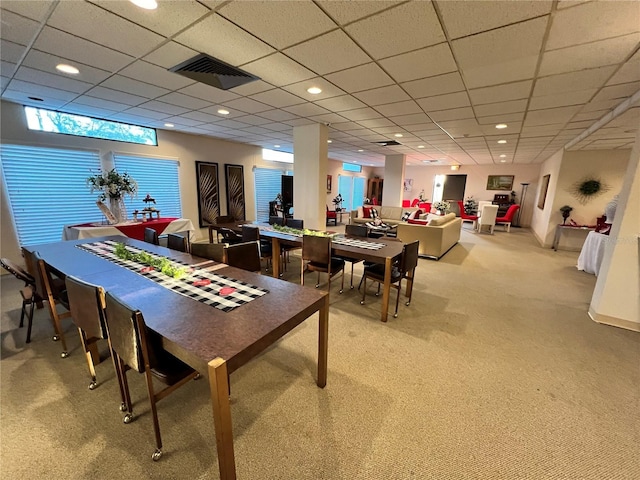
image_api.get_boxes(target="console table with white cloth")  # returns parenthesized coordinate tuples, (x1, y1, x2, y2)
(577, 231, 608, 275)
(63, 217, 196, 242)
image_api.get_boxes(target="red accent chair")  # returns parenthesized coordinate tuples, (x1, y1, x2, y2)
(410, 198, 420, 207)
(418, 202, 431, 213)
(457, 200, 478, 227)
(495, 204, 520, 232)
(371, 197, 379, 206)
(402, 200, 410, 208)
(326, 205, 337, 226)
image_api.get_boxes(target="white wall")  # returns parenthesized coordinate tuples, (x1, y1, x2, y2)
(530, 149, 564, 247)
(325, 160, 374, 208)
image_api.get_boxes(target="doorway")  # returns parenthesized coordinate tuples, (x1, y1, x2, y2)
(442, 174, 467, 201)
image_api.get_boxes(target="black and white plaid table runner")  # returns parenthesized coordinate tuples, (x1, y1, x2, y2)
(77, 240, 268, 312)
(332, 236, 385, 250)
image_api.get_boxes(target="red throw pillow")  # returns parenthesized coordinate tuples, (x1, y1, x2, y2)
(363, 206, 372, 218)
(407, 218, 428, 225)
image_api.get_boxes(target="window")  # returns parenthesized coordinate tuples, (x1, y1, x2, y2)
(254, 167, 292, 222)
(338, 175, 366, 211)
(113, 154, 182, 218)
(262, 149, 293, 163)
(24, 106, 157, 146)
(1, 144, 102, 246)
(342, 162, 362, 173)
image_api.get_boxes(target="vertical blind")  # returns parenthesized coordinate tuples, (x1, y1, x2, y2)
(1, 144, 102, 246)
(254, 167, 291, 222)
(113, 154, 182, 218)
(337, 175, 365, 211)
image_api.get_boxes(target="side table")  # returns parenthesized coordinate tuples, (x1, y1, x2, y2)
(552, 224, 596, 251)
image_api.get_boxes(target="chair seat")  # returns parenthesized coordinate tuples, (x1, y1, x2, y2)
(151, 350, 196, 386)
(307, 257, 345, 272)
(363, 264, 403, 283)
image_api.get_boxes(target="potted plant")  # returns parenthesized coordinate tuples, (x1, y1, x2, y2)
(559, 205, 573, 224)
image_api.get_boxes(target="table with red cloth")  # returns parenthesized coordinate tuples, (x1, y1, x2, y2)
(62, 217, 196, 242)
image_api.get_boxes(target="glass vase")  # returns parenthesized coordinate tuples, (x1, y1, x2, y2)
(109, 197, 127, 224)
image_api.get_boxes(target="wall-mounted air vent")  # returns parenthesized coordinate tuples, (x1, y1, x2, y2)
(169, 54, 260, 91)
(373, 140, 402, 146)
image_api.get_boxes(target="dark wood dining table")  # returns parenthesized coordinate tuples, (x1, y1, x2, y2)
(211, 222, 407, 322)
(25, 235, 329, 480)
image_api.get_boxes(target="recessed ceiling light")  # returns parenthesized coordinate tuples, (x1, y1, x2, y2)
(218, 109, 230, 115)
(358, 149, 364, 152)
(500, 159, 507, 163)
(28, 96, 44, 102)
(164, 123, 174, 128)
(56, 63, 79, 75)
(499, 154, 506, 158)
(274, 145, 280, 148)
(327, 140, 332, 143)
(497, 139, 507, 144)
(418, 145, 424, 149)
(394, 133, 403, 138)
(495, 124, 508, 129)
(307, 87, 322, 94)
(129, 0, 158, 9)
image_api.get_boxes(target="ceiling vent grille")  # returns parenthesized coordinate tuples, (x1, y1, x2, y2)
(373, 140, 402, 146)
(169, 54, 260, 91)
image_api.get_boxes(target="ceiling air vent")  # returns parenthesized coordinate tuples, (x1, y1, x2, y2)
(169, 54, 260, 91)
(373, 140, 402, 146)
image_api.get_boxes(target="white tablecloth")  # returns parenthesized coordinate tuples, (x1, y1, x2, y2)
(62, 218, 196, 242)
(577, 231, 607, 276)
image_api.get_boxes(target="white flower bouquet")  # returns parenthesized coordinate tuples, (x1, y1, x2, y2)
(87, 169, 138, 201)
(433, 200, 450, 213)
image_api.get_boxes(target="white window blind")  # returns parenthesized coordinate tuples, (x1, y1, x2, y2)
(113, 154, 182, 218)
(1, 144, 102, 246)
(254, 167, 291, 222)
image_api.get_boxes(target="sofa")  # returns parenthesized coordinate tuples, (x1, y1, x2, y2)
(349, 205, 421, 225)
(396, 213, 462, 260)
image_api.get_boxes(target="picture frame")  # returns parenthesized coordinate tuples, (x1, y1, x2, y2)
(404, 178, 413, 192)
(195, 161, 220, 227)
(327, 174, 332, 193)
(225, 164, 245, 221)
(486, 175, 514, 191)
(538, 174, 551, 210)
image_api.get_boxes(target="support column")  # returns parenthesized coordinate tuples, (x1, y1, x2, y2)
(293, 124, 328, 230)
(382, 154, 406, 206)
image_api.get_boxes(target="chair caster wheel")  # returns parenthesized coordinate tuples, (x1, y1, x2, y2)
(375, 293, 380, 297)
(88, 381, 97, 390)
(123, 413, 134, 424)
(194, 373, 201, 380)
(152, 449, 163, 461)
(315, 284, 320, 288)
(393, 313, 398, 318)
(52, 335, 59, 341)
(119, 403, 127, 412)
(339, 289, 343, 294)
(360, 300, 365, 305)
(61, 351, 69, 358)
(405, 301, 410, 306)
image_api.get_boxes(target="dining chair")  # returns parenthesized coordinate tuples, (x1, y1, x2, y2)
(457, 200, 479, 228)
(326, 206, 337, 226)
(268, 216, 284, 226)
(476, 204, 499, 234)
(334, 224, 368, 289)
(190, 242, 227, 263)
(225, 241, 262, 272)
(144, 228, 159, 246)
(286, 218, 304, 229)
(217, 227, 243, 245)
(495, 204, 520, 232)
(241, 225, 274, 271)
(0, 257, 42, 343)
(301, 235, 345, 294)
(65, 275, 126, 400)
(23, 248, 72, 357)
(216, 215, 234, 224)
(360, 240, 419, 318)
(104, 291, 198, 461)
(167, 233, 187, 252)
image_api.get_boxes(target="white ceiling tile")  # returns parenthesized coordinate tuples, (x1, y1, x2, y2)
(0, 9, 40, 45)
(379, 43, 457, 83)
(571, 109, 611, 123)
(533, 66, 617, 97)
(214, 119, 251, 130)
(607, 55, 640, 86)
(89, 0, 210, 37)
(325, 63, 394, 93)
(218, 1, 336, 50)
(229, 79, 274, 96)
(529, 89, 597, 110)
(417, 91, 470, 112)
(223, 97, 272, 114)
(468, 80, 532, 105)
(315, 95, 367, 112)
(5, 78, 78, 101)
(2, 90, 67, 108)
(177, 83, 239, 104)
(546, 1, 640, 50)
(437, 0, 552, 39)
(477, 113, 525, 125)
(452, 17, 547, 88)
(346, 1, 444, 59)
(282, 102, 330, 117)
(242, 53, 315, 87)
(391, 113, 433, 126)
(197, 105, 243, 119)
(331, 121, 365, 131)
(374, 100, 422, 117)
(539, 33, 640, 76)
(179, 110, 221, 123)
(474, 99, 528, 117)
(120, 107, 170, 120)
(339, 107, 383, 121)
(1, 40, 27, 64)
(260, 122, 291, 131)
(143, 42, 199, 69)
(353, 85, 410, 107)
(14, 66, 91, 94)
(309, 113, 349, 124)
(21, 50, 111, 84)
(137, 100, 190, 116)
(579, 99, 621, 113)
(249, 89, 305, 108)
(84, 86, 147, 107)
(47, 1, 165, 57)
(281, 77, 345, 101)
(33, 27, 134, 73)
(101, 75, 170, 99)
(284, 118, 317, 126)
(174, 13, 275, 66)
(284, 30, 370, 75)
(357, 118, 395, 129)
(1, 1, 54, 21)
(62, 103, 124, 118)
(1, 75, 11, 89)
(317, 0, 398, 25)
(524, 106, 581, 126)
(428, 107, 475, 122)
(591, 82, 640, 103)
(70, 95, 130, 112)
(119, 61, 195, 91)
(163, 115, 205, 127)
(258, 109, 299, 121)
(401, 72, 465, 100)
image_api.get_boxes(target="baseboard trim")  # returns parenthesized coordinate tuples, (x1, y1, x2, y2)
(588, 307, 640, 332)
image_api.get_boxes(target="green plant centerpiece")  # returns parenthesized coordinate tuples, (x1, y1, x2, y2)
(559, 205, 573, 225)
(114, 243, 188, 279)
(272, 224, 333, 237)
(463, 196, 478, 215)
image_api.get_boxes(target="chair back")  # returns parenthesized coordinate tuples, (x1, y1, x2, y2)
(242, 225, 260, 242)
(218, 227, 242, 244)
(1, 257, 35, 285)
(410, 198, 420, 207)
(144, 228, 159, 245)
(25, 249, 54, 300)
(477, 200, 493, 213)
(345, 224, 368, 237)
(225, 241, 261, 272)
(286, 218, 304, 229)
(479, 204, 499, 225)
(190, 242, 226, 262)
(498, 204, 520, 221)
(104, 292, 146, 373)
(302, 235, 331, 265)
(167, 233, 187, 252)
(65, 275, 107, 339)
(215, 215, 234, 224)
(269, 216, 284, 226)
(400, 241, 420, 276)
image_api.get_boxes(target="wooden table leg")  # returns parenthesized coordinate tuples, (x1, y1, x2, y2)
(208, 358, 236, 480)
(317, 295, 329, 388)
(380, 256, 392, 322)
(271, 238, 281, 278)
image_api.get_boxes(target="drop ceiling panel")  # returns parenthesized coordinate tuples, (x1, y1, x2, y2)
(142, 42, 199, 70)
(179, 110, 222, 123)
(379, 43, 457, 83)
(120, 106, 169, 121)
(308, 113, 348, 124)
(218, 1, 336, 50)
(533, 66, 616, 97)
(230, 80, 274, 96)
(249, 89, 305, 108)
(315, 94, 367, 112)
(177, 83, 239, 104)
(71, 95, 131, 113)
(84, 86, 147, 106)
(222, 97, 272, 114)
(468, 80, 533, 105)
(428, 106, 475, 122)
(101, 75, 169, 99)
(283, 102, 330, 117)
(242, 53, 315, 87)
(401, 72, 465, 100)
(579, 99, 620, 113)
(258, 109, 299, 122)
(345, 1, 444, 59)
(606, 52, 640, 86)
(137, 100, 190, 116)
(374, 100, 422, 117)
(524, 105, 582, 126)
(529, 89, 597, 111)
(452, 17, 547, 89)
(119, 61, 196, 91)
(477, 113, 525, 125)
(0, 10, 41, 45)
(325, 63, 394, 93)
(389, 113, 433, 126)
(416, 91, 470, 112)
(1, 40, 27, 64)
(14, 66, 91, 94)
(281, 77, 345, 101)
(5, 78, 78, 101)
(590, 82, 640, 102)
(316, 0, 398, 26)
(3, 91, 66, 109)
(1, 1, 54, 22)
(22, 50, 114, 85)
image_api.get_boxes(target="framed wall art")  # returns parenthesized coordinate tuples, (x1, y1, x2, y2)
(537, 174, 551, 210)
(327, 174, 332, 193)
(195, 161, 220, 227)
(486, 175, 514, 191)
(225, 164, 245, 221)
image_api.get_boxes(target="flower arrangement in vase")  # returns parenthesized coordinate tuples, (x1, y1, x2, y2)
(87, 169, 137, 223)
(432, 200, 450, 215)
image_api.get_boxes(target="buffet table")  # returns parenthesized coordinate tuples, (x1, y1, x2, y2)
(577, 231, 608, 276)
(62, 217, 196, 242)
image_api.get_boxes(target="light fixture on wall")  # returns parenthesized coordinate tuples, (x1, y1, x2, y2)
(450, 165, 460, 171)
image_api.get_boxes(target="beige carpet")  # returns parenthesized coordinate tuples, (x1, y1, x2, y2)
(2, 226, 639, 479)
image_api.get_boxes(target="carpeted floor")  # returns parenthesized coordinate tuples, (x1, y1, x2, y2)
(1, 226, 639, 479)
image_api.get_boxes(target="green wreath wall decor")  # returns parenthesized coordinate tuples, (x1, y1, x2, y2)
(571, 176, 610, 205)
